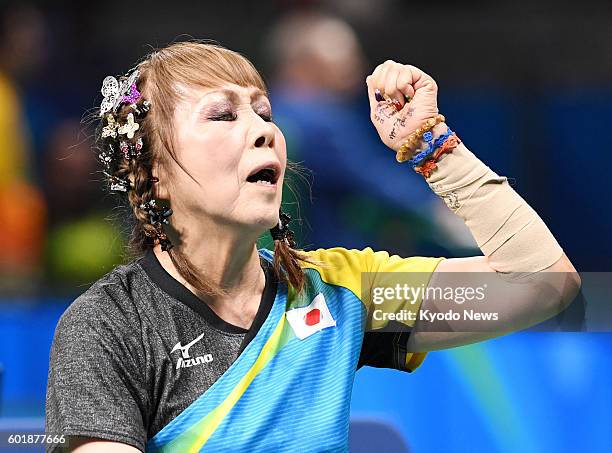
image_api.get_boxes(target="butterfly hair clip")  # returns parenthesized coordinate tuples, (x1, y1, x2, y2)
(99, 69, 141, 117)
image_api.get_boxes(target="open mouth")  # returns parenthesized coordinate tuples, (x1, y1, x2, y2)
(246, 165, 280, 187)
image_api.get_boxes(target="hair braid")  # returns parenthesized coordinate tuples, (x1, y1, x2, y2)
(126, 162, 158, 246)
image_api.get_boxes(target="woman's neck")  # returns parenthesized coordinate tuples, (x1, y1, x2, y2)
(155, 234, 264, 287)
(161, 211, 265, 283)
(152, 233, 267, 329)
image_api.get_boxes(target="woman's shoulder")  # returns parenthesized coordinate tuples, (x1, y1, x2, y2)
(57, 256, 147, 334)
(260, 245, 376, 263)
(300, 246, 376, 263)
(297, 245, 446, 276)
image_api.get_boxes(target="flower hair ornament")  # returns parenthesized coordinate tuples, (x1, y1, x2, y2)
(95, 67, 151, 194)
(270, 210, 296, 247)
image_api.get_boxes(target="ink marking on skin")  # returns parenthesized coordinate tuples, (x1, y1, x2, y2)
(442, 191, 461, 210)
(382, 105, 396, 119)
(389, 116, 406, 140)
(376, 103, 396, 120)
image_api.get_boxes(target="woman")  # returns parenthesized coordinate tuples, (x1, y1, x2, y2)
(45, 42, 580, 452)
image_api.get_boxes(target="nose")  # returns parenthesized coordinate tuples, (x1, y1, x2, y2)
(254, 135, 269, 147)
(251, 114, 275, 149)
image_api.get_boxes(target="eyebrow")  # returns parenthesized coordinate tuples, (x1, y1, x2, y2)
(204, 87, 267, 103)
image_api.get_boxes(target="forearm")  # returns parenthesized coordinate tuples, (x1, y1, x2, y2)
(420, 122, 564, 273)
(404, 123, 581, 351)
(406, 259, 578, 351)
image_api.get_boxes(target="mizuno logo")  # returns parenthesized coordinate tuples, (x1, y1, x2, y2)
(171, 332, 213, 369)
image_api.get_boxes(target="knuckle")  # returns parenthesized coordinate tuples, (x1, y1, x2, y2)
(397, 73, 410, 85)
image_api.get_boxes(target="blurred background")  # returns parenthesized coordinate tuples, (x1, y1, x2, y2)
(0, 0, 610, 452)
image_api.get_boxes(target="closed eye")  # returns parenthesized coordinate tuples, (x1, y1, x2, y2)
(210, 112, 237, 121)
(258, 112, 273, 122)
(208, 108, 272, 122)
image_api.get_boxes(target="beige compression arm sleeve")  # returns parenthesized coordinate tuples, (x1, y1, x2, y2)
(423, 124, 564, 273)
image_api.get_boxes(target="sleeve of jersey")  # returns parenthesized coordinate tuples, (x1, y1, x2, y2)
(301, 247, 445, 373)
(45, 289, 148, 452)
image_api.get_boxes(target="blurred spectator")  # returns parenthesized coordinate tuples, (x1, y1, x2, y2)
(0, 4, 47, 293)
(41, 119, 126, 293)
(264, 11, 477, 256)
(0, 4, 125, 295)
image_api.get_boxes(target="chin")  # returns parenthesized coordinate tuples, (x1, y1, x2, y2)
(247, 209, 280, 232)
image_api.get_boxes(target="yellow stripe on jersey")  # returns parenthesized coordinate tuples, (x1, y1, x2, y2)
(162, 315, 294, 453)
(300, 247, 445, 326)
(406, 352, 428, 372)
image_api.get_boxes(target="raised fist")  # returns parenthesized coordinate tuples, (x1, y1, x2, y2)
(366, 60, 439, 153)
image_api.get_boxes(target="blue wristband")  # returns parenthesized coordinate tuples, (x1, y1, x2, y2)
(406, 127, 454, 167)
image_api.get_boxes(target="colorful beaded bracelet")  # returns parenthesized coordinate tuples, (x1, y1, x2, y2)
(414, 134, 462, 178)
(395, 113, 445, 163)
(405, 127, 455, 167)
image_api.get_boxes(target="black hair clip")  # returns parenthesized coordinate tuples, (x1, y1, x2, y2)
(142, 228, 173, 252)
(139, 199, 172, 226)
(158, 236, 173, 252)
(270, 210, 296, 247)
(139, 199, 174, 251)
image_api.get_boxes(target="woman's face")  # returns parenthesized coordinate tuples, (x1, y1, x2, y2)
(161, 82, 286, 235)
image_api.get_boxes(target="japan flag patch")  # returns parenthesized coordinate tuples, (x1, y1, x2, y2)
(285, 293, 337, 340)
